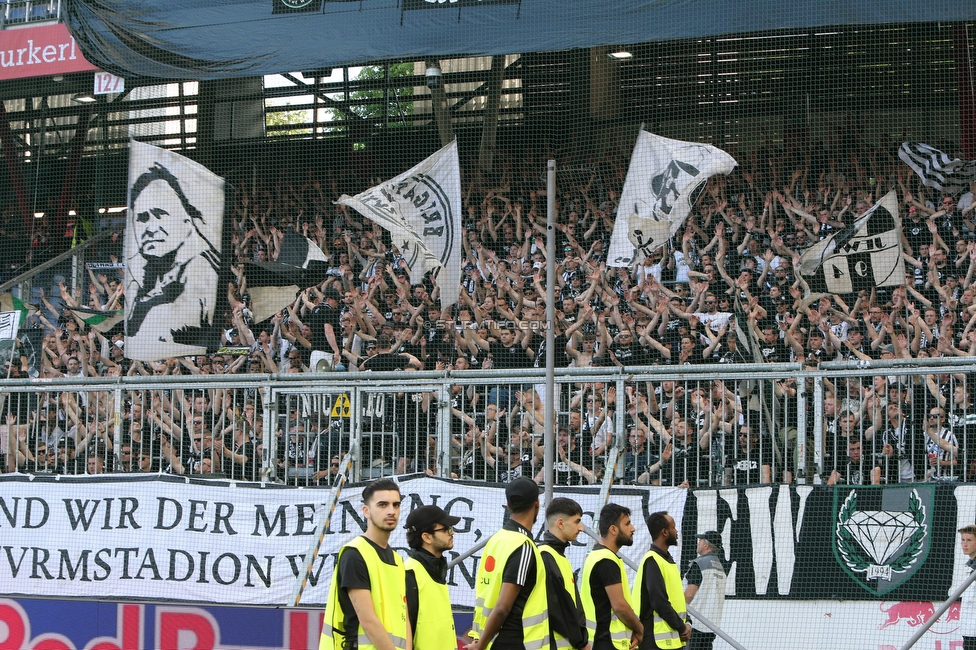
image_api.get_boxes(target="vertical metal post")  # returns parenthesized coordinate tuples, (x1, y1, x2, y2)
(112, 387, 123, 462)
(795, 371, 806, 484)
(812, 374, 824, 484)
(437, 381, 453, 479)
(261, 385, 275, 484)
(543, 160, 556, 501)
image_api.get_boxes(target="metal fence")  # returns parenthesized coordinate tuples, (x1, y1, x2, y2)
(2, 359, 975, 486)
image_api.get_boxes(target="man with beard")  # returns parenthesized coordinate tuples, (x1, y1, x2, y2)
(467, 477, 550, 650)
(539, 498, 589, 650)
(404, 505, 462, 650)
(320, 478, 408, 650)
(633, 512, 690, 650)
(581, 503, 643, 650)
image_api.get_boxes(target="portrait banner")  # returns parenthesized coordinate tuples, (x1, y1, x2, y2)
(124, 141, 228, 362)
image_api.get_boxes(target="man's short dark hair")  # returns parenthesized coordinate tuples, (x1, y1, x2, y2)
(598, 503, 631, 537)
(362, 478, 400, 505)
(646, 511, 670, 539)
(131, 161, 203, 224)
(960, 524, 976, 536)
(546, 497, 582, 524)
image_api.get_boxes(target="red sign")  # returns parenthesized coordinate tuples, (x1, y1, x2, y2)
(0, 23, 98, 81)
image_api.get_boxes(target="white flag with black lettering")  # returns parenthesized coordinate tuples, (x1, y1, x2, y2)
(336, 140, 462, 308)
(608, 130, 737, 267)
(899, 142, 976, 194)
(798, 191, 904, 295)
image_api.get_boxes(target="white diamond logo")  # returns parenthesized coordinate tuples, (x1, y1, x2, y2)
(840, 511, 920, 565)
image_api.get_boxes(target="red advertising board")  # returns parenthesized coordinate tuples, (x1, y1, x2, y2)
(0, 23, 98, 81)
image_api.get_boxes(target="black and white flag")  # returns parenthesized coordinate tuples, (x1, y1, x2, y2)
(608, 130, 737, 267)
(798, 191, 904, 295)
(124, 141, 229, 362)
(336, 139, 462, 307)
(899, 142, 976, 194)
(244, 229, 330, 323)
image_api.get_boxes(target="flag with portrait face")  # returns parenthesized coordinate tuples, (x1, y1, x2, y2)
(798, 190, 904, 295)
(336, 139, 462, 307)
(124, 140, 229, 362)
(608, 130, 737, 267)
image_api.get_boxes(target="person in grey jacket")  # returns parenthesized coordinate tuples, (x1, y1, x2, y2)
(683, 531, 727, 650)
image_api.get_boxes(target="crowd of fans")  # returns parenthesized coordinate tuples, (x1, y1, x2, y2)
(2, 139, 976, 486)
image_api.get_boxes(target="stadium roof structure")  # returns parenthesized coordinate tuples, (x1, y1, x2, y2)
(64, 0, 976, 81)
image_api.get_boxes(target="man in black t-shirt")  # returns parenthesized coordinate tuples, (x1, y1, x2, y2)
(472, 326, 533, 407)
(321, 478, 407, 650)
(581, 503, 643, 650)
(309, 287, 343, 372)
(360, 334, 422, 373)
(609, 330, 650, 367)
(468, 477, 548, 650)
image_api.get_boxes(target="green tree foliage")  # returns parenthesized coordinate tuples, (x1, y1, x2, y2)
(342, 63, 415, 126)
(265, 102, 311, 137)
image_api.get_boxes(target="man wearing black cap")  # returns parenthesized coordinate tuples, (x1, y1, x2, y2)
(467, 476, 550, 650)
(683, 532, 726, 650)
(405, 505, 462, 650)
(309, 286, 343, 372)
(538, 498, 589, 650)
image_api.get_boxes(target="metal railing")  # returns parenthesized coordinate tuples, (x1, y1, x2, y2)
(2, 360, 975, 486)
(0, 0, 60, 27)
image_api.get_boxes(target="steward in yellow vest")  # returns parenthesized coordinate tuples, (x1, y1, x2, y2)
(633, 512, 690, 650)
(320, 478, 409, 650)
(538, 497, 588, 650)
(404, 505, 462, 650)
(580, 503, 643, 650)
(467, 476, 550, 650)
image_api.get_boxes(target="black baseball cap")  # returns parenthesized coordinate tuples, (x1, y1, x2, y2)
(324, 287, 342, 301)
(698, 530, 723, 549)
(404, 505, 461, 534)
(505, 476, 542, 510)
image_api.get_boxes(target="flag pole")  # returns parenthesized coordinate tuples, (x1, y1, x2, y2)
(543, 160, 556, 502)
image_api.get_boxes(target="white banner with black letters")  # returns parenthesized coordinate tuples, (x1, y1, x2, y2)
(336, 139, 462, 308)
(0, 475, 685, 607)
(608, 130, 737, 267)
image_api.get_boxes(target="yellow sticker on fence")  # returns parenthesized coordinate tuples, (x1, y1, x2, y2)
(331, 393, 351, 418)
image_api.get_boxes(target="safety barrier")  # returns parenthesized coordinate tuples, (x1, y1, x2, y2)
(2, 358, 975, 486)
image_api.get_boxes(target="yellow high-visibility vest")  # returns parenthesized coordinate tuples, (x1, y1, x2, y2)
(405, 555, 456, 650)
(632, 549, 687, 649)
(580, 547, 634, 650)
(471, 528, 550, 650)
(320, 536, 407, 650)
(539, 544, 577, 650)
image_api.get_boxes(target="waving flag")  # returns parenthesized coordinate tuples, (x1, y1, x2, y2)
(798, 191, 904, 295)
(65, 306, 124, 334)
(336, 139, 462, 307)
(608, 130, 737, 267)
(244, 229, 330, 323)
(899, 142, 976, 194)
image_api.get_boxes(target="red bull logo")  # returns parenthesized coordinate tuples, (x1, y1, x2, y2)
(878, 601, 962, 634)
(879, 601, 935, 629)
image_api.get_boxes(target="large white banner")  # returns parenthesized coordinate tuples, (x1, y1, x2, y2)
(336, 140, 463, 307)
(608, 131, 737, 267)
(0, 476, 686, 607)
(124, 140, 226, 362)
